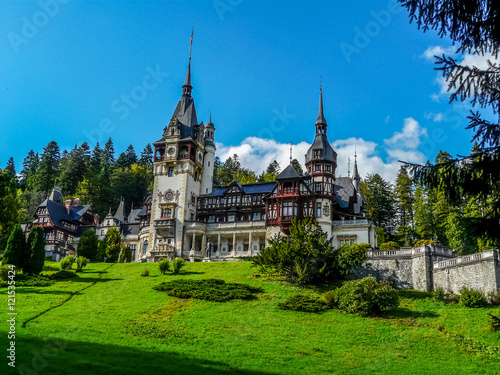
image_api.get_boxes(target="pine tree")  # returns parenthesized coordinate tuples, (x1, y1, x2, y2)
(21, 151, 40, 191)
(393, 166, 415, 245)
(102, 138, 116, 172)
(59, 145, 89, 196)
(0, 169, 20, 250)
(25, 226, 45, 275)
(90, 143, 102, 175)
(2, 224, 25, 269)
(399, 0, 500, 241)
(139, 144, 153, 169)
(116, 145, 137, 169)
(36, 141, 60, 194)
(5, 157, 16, 180)
(362, 174, 396, 240)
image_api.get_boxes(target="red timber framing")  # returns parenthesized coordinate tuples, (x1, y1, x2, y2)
(265, 178, 314, 233)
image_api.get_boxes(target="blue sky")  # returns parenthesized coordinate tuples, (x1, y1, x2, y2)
(0, 0, 493, 182)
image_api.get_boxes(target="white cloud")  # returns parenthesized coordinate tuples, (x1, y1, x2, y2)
(422, 46, 455, 60)
(424, 112, 444, 122)
(384, 118, 428, 149)
(215, 118, 430, 183)
(384, 115, 390, 124)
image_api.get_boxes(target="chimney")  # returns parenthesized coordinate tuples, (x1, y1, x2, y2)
(94, 214, 99, 226)
(65, 200, 72, 214)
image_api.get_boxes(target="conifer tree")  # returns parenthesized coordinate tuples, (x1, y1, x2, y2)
(5, 157, 16, 180)
(2, 224, 25, 268)
(77, 228, 99, 260)
(139, 144, 154, 169)
(104, 226, 121, 263)
(36, 141, 60, 194)
(25, 226, 45, 275)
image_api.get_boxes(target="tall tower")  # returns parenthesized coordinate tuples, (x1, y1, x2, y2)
(201, 114, 216, 195)
(304, 87, 337, 235)
(147, 43, 209, 260)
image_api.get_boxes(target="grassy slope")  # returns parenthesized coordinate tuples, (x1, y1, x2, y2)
(1, 261, 499, 375)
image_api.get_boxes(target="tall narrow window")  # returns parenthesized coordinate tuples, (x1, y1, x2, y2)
(316, 203, 322, 218)
(168, 167, 174, 177)
(143, 240, 148, 254)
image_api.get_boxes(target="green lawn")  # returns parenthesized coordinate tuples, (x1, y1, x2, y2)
(1, 261, 500, 374)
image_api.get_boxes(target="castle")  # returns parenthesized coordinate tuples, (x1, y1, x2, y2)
(28, 50, 376, 263)
(26, 49, 500, 296)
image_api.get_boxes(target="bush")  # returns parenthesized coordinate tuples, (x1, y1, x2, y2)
(76, 256, 89, 272)
(325, 276, 399, 316)
(153, 279, 261, 302)
(459, 287, 486, 307)
(252, 218, 339, 285)
(158, 259, 171, 275)
(414, 239, 435, 247)
(337, 243, 369, 276)
(380, 241, 400, 250)
(489, 313, 500, 332)
(60, 255, 75, 270)
(278, 294, 328, 313)
(0, 265, 10, 281)
(172, 257, 185, 274)
(141, 268, 150, 277)
(432, 288, 445, 302)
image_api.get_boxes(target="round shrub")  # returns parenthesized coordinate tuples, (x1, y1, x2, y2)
(141, 268, 150, 277)
(325, 276, 399, 316)
(459, 287, 486, 307)
(60, 255, 75, 270)
(158, 259, 171, 275)
(172, 257, 185, 274)
(380, 241, 400, 250)
(76, 256, 89, 272)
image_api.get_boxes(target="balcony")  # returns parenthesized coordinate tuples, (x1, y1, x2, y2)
(154, 219, 176, 237)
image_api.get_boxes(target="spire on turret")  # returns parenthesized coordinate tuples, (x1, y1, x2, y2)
(352, 147, 361, 193)
(315, 86, 327, 135)
(182, 28, 194, 97)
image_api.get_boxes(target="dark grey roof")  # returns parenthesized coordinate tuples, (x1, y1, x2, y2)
(335, 177, 355, 209)
(114, 199, 128, 223)
(136, 206, 147, 216)
(128, 208, 142, 223)
(171, 96, 198, 139)
(242, 182, 276, 194)
(276, 164, 301, 180)
(305, 134, 337, 165)
(45, 200, 90, 231)
(121, 223, 140, 236)
(48, 189, 63, 205)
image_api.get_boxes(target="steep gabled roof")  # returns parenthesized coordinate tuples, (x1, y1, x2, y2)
(114, 199, 128, 223)
(276, 164, 301, 180)
(335, 177, 355, 209)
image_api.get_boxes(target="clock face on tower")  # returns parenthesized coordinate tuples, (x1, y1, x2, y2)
(165, 191, 174, 201)
(167, 147, 176, 155)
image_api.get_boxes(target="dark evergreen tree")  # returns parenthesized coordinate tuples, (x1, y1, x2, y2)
(0, 169, 20, 250)
(5, 157, 16, 180)
(101, 138, 116, 172)
(2, 224, 25, 269)
(393, 166, 415, 245)
(399, 0, 500, 241)
(36, 141, 60, 194)
(139, 144, 154, 169)
(21, 151, 40, 191)
(116, 145, 137, 169)
(59, 145, 88, 196)
(105, 226, 121, 262)
(77, 228, 98, 260)
(291, 158, 304, 175)
(25, 226, 45, 275)
(362, 174, 396, 240)
(90, 143, 102, 175)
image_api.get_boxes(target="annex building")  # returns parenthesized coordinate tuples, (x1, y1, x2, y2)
(28, 52, 376, 263)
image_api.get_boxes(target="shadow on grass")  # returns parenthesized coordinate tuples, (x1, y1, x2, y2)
(7, 335, 280, 375)
(399, 290, 433, 300)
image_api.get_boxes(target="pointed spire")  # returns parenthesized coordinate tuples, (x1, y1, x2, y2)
(182, 28, 194, 97)
(315, 85, 327, 135)
(289, 141, 293, 163)
(353, 148, 361, 192)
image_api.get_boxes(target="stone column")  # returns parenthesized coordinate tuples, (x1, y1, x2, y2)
(217, 233, 221, 258)
(189, 232, 196, 262)
(201, 234, 207, 257)
(231, 232, 236, 257)
(248, 232, 252, 256)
